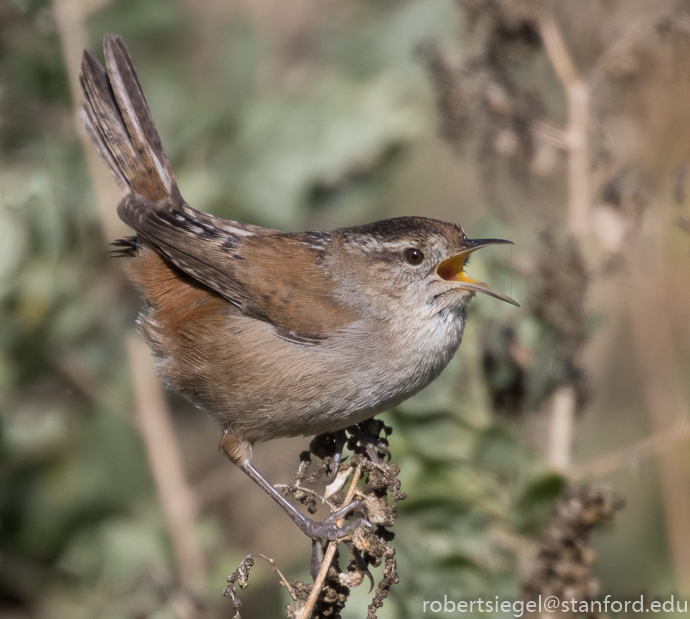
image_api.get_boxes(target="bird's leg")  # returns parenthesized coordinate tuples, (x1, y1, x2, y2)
(350, 425, 391, 464)
(238, 460, 371, 541)
(220, 431, 370, 541)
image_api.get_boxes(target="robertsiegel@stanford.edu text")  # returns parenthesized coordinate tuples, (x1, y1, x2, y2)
(422, 594, 688, 616)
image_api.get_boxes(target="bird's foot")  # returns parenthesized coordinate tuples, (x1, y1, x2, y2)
(314, 424, 391, 483)
(350, 425, 391, 464)
(301, 499, 371, 541)
(239, 461, 370, 545)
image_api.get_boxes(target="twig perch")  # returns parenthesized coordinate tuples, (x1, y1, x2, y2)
(224, 421, 403, 619)
(297, 465, 363, 619)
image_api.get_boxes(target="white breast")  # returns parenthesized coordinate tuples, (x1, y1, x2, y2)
(300, 305, 467, 435)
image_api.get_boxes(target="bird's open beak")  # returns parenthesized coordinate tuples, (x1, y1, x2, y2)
(435, 238, 519, 306)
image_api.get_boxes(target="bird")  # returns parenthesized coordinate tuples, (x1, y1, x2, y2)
(79, 35, 518, 541)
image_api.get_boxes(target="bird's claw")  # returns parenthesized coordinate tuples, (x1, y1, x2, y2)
(351, 426, 391, 464)
(303, 500, 371, 541)
(345, 540, 375, 592)
(326, 430, 348, 483)
(319, 426, 390, 484)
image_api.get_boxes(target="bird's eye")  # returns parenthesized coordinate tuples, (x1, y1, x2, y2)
(404, 248, 424, 265)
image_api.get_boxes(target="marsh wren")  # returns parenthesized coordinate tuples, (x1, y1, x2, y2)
(80, 36, 518, 541)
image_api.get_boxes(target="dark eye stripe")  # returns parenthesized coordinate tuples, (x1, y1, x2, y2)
(404, 247, 424, 265)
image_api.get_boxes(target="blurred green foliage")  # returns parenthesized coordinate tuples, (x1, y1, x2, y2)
(3, 0, 679, 617)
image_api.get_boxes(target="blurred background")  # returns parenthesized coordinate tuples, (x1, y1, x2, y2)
(2, 0, 690, 617)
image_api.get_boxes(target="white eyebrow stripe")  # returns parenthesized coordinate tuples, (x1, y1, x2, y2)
(380, 240, 424, 249)
(346, 237, 432, 253)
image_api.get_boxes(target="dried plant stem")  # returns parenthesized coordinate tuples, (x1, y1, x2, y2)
(589, 11, 673, 87)
(537, 13, 590, 242)
(537, 11, 590, 472)
(547, 386, 576, 472)
(627, 213, 690, 594)
(53, 0, 206, 590)
(251, 554, 300, 602)
(532, 120, 571, 151)
(539, 9, 690, 593)
(297, 465, 363, 619)
(51, 0, 124, 241)
(128, 336, 207, 590)
(572, 420, 690, 480)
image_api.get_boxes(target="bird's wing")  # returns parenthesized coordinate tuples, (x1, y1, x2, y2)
(81, 36, 346, 341)
(235, 230, 358, 341)
(119, 194, 356, 342)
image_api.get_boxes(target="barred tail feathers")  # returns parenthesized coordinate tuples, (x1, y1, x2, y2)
(79, 35, 180, 209)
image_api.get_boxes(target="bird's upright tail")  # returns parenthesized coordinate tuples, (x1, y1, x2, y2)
(79, 35, 181, 205)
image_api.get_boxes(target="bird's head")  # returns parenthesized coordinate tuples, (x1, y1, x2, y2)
(335, 216, 518, 319)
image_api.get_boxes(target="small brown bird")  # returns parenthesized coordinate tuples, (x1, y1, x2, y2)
(80, 35, 518, 540)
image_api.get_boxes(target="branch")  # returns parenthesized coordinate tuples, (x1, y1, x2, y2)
(536, 10, 590, 473)
(572, 421, 690, 480)
(588, 11, 684, 87)
(297, 465, 363, 619)
(547, 386, 576, 472)
(51, 0, 124, 241)
(224, 553, 301, 617)
(626, 216, 690, 591)
(127, 336, 207, 590)
(531, 120, 571, 151)
(537, 12, 590, 242)
(224, 421, 402, 618)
